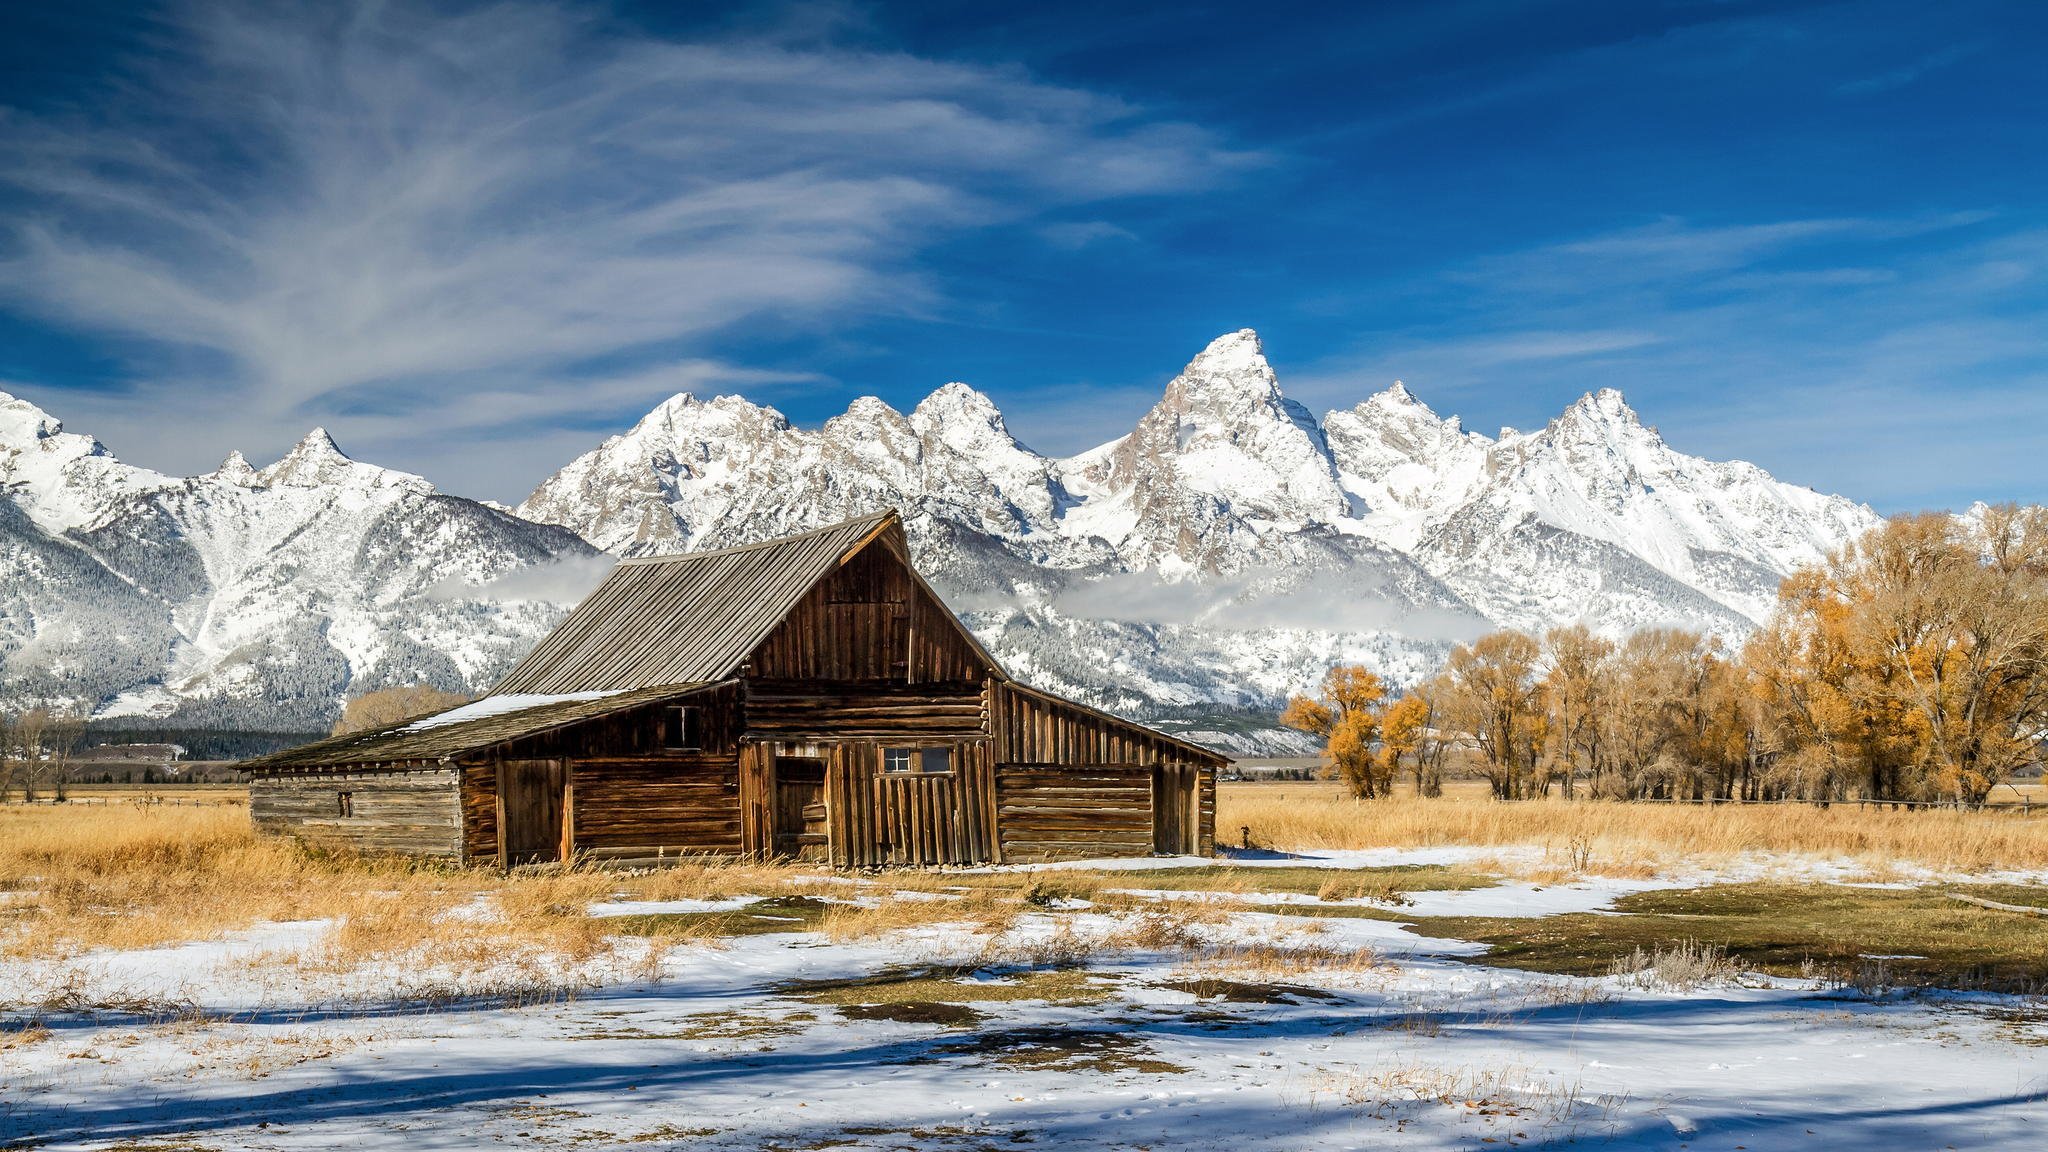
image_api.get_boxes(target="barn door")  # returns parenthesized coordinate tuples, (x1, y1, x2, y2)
(499, 758, 567, 866)
(774, 756, 829, 862)
(1152, 766, 1196, 855)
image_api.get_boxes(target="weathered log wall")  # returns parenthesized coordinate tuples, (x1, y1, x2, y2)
(250, 768, 462, 858)
(570, 755, 741, 863)
(989, 683, 1222, 861)
(743, 680, 987, 740)
(995, 765, 1153, 862)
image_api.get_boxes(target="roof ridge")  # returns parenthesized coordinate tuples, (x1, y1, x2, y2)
(618, 509, 900, 567)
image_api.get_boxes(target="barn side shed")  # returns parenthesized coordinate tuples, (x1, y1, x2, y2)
(244, 510, 1227, 867)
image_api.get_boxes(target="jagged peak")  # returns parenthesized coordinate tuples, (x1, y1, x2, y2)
(628, 391, 789, 440)
(1359, 380, 1438, 418)
(839, 395, 907, 423)
(212, 450, 259, 486)
(913, 381, 1002, 422)
(256, 427, 429, 492)
(1560, 387, 1643, 428)
(0, 390, 112, 458)
(1170, 328, 1277, 400)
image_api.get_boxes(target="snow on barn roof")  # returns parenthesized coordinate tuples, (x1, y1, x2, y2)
(242, 682, 726, 770)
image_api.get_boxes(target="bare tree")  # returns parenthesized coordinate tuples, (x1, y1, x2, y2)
(333, 685, 473, 736)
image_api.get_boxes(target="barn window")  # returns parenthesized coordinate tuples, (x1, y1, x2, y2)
(662, 706, 701, 751)
(336, 791, 354, 818)
(882, 747, 951, 774)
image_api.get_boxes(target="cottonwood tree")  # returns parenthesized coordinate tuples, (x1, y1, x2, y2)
(1377, 686, 1447, 797)
(1760, 507, 2048, 803)
(1441, 632, 1545, 799)
(1539, 624, 1612, 799)
(332, 685, 473, 736)
(1281, 665, 1393, 798)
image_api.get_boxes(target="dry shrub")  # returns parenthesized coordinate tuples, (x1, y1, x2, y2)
(1181, 938, 1384, 982)
(1316, 1059, 1604, 1127)
(1316, 874, 1410, 905)
(1221, 780, 2048, 874)
(1608, 940, 1739, 990)
(615, 857, 824, 903)
(819, 896, 947, 943)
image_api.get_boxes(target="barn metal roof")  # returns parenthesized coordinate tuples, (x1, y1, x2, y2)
(243, 682, 725, 770)
(490, 511, 909, 695)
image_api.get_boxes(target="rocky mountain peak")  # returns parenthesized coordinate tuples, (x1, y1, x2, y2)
(256, 428, 431, 493)
(212, 450, 259, 487)
(1556, 387, 1645, 431)
(0, 391, 68, 447)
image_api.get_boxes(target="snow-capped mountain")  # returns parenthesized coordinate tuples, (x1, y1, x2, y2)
(514, 330, 1881, 744)
(0, 396, 593, 728)
(0, 329, 1884, 741)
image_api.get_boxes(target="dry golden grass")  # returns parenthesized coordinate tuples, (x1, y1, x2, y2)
(1220, 779, 2048, 874)
(0, 803, 477, 960)
(0, 804, 744, 978)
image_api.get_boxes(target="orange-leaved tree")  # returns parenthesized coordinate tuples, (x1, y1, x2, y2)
(1281, 665, 1392, 798)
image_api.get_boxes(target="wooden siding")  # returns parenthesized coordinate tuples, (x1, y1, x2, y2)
(1197, 767, 1216, 855)
(830, 739, 997, 868)
(744, 680, 987, 740)
(991, 683, 1222, 768)
(995, 765, 1153, 862)
(569, 755, 742, 863)
(461, 760, 498, 864)
(746, 541, 989, 684)
(736, 739, 998, 867)
(495, 686, 741, 760)
(251, 768, 462, 858)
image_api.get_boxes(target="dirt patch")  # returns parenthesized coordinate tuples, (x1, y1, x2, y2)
(572, 1009, 817, 1042)
(932, 1025, 1187, 1076)
(1159, 978, 1341, 1004)
(603, 896, 832, 938)
(837, 1002, 987, 1027)
(1398, 882, 2048, 993)
(780, 964, 1120, 1009)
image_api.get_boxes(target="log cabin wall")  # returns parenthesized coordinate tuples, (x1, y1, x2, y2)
(996, 765, 1153, 862)
(459, 686, 746, 867)
(990, 683, 1221, 861)
(250, 767, 462, 858)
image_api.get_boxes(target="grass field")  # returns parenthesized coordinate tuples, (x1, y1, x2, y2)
(1219, 778, 2048, 875)
(3, 793, 2045, 1149)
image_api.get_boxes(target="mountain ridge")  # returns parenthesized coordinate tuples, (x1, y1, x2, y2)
(0, 330, 1886, 748)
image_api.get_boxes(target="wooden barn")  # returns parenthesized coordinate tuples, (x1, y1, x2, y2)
(243, 510, 1225, 868)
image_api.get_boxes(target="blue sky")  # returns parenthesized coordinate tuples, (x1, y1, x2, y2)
(1, 0, 2044, 509)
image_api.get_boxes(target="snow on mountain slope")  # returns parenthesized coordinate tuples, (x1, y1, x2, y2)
(0, 396, 595, 727)
(0, 393, 176, 533)
(1060, 330, 1352, 574)
(1, 328, 1887, 733)
(1323, 382, 1492, 552)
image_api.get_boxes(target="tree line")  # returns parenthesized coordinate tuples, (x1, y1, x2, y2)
(0, 707, 88, 802)
(1284, 507, 2048, 806)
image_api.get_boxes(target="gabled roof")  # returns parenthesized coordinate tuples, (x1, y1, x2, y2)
(491, 509, 999, 695)
(244, 682, 725, 770)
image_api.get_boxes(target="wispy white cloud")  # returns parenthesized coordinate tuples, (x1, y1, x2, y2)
(1837, 43, 1984, 97)
(1038, 220, 1139, 250)
(0, 0, 1255, 492)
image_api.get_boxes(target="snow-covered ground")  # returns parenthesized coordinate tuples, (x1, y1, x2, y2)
(4, 856, 2044, 1151)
